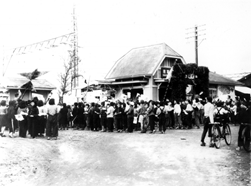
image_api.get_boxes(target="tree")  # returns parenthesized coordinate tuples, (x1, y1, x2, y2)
(58, 50, 81, 104)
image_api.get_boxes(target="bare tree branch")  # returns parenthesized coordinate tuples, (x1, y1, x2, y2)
(58, 49, 82, 103)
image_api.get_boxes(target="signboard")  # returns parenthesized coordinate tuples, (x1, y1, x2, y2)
(185, 73, 198, 80)
(161, 68, 170, 78)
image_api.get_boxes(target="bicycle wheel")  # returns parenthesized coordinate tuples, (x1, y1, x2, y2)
(243, 126, 251, 153)
(224, 124, 232, 145)
(212, 125, 221, 149)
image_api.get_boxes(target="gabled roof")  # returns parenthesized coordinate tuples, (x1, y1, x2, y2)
(209, 72, 243, 86)
(3, 77, 56, 91)
(105, 43, 185, 79)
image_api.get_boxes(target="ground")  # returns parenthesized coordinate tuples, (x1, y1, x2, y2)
(0, 125, 250, 186)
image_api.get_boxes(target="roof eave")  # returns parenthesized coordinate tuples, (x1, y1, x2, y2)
(6, 86, 55, 91)
(209, 81, 243, 86)
(106, 74, 151, 80)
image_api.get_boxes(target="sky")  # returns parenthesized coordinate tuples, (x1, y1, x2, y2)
(0, 0, 251, 87)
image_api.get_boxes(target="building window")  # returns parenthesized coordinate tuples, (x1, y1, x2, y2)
(161, 68, 170, 78)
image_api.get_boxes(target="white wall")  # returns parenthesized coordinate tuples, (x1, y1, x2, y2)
(217, 85, 235, 100)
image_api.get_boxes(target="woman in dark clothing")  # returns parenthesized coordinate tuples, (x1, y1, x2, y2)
(67, 105, 72, 128)
(88, 103, 94, 130)
(157, 102, 166, 133)
(17, 100, 28, 137)
(59, 103, 68, 130)
(28, 100, 39, 138)
(93, 103, 100, 131)
(77, 102, 84, 129)
(6, 100, 17, 137)
(26, 100, 32, 135)
(100, 102, 107, 132)
(114, 102, 123, 132)
(121, 102, 127, 132)
(72, 102, 79, 129)
(147, 100, 155, 133)
(127, 102, 134, 133)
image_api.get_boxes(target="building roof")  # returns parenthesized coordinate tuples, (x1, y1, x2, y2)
(223, 72, 251, 81)
(209, 72, 243, 86)
(105, 43, 185, 79)
(3, 77, 56, 91)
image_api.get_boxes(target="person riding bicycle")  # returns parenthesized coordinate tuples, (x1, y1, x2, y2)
(214, 101, 230, 125)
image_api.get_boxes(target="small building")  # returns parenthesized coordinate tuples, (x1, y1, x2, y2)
(99, 43, 186, 101)
(209, 72, 243, 100)
(224, 72, 251, 101)
(98, 43, 243, 101)
(1, 76, 56, 102)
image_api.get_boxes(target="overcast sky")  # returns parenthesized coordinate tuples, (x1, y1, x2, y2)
(0, 0, 251, 86)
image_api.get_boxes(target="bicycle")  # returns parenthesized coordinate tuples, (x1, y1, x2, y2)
(210, 114, 232, 149)
(240, 123, 251, 153)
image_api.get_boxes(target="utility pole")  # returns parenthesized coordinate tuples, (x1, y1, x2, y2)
(186, 24, 206, 66)
(195, 26, 198, 65)
(72, 4, 81, 102)
(72, 4, 79, 89)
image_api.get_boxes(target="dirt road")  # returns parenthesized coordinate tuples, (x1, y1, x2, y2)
(0, 126, 250, 186)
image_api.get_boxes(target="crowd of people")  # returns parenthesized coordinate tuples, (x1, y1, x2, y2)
(0, 94, 250, 135)
(0, 94, 250, 151)
(0, 97, 59, 140)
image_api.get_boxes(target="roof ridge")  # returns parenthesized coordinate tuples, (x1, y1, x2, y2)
(224, 72, 251, 75)
(130, 43, 167, 50)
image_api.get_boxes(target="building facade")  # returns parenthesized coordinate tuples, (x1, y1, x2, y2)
(99, 43, 242, 101)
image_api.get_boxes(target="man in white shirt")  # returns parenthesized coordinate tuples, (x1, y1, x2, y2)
(185, 100, 193, 129)
(173, 100, 182, 129)
(201, 97, 215, 147)
(106, 102, 115, 132)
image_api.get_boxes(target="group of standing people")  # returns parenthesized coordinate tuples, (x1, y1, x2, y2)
(66, 98, 211, 134)
(68, 101, 135, 133)
(66, 95, 250, 137)
(0, 98, 59, 140)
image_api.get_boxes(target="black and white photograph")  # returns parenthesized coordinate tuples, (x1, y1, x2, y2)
(0, 0, 250, 185)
